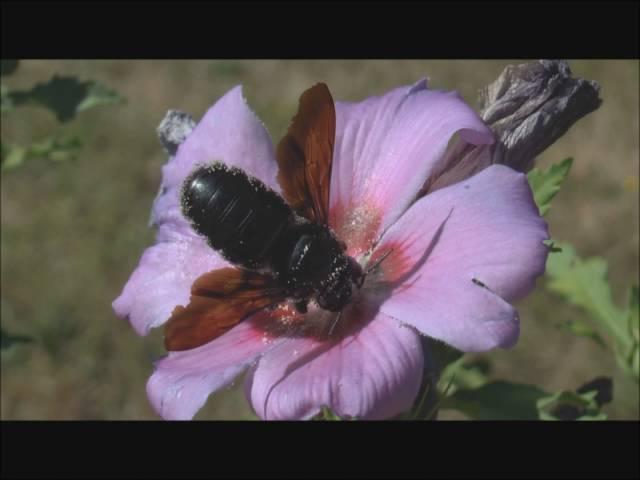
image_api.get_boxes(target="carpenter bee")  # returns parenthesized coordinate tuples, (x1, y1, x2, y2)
(164, 84, 378, 351)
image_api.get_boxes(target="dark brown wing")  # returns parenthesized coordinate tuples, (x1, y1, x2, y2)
(164, 268, 287, 351)
(276, 83, 336, 225)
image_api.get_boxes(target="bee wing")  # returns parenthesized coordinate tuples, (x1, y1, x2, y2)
(164, 268, 288, 351)
(276, 83, 335, 225)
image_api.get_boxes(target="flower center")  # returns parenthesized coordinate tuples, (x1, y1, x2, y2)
(254, 241, 412, 342)
(330, 202, 382, 258)
(251, 203, 415, 342)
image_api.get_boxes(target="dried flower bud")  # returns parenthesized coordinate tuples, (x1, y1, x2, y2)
(420, 60, 602, 198)
(157, 110, 196, 156)
(480, 59, 602, 172)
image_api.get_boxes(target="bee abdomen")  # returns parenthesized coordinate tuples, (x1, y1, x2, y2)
(181, 162, 293, 270)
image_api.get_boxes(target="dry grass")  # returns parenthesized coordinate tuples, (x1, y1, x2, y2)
(1, 60, 638, 420)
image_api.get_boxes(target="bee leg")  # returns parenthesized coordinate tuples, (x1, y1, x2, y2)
(294, 300, 308, 314)
(364, 249, 394, 276)
(348, 257, 365, 288)
(327, 310, 343, 337)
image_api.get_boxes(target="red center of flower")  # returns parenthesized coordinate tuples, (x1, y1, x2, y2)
(250, 237, 414, 343)
(329, 201, 383, 258)
(244, 199, 418, 343)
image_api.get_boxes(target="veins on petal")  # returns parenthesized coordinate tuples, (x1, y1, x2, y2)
(261, 339, 335, 420)
(370, 208, 453, 289)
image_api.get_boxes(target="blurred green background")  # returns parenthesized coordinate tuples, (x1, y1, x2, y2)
(1, 60, 638, 420)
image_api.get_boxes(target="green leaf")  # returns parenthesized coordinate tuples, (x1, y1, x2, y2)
(1, 84, 13, 112)
(413, 374, 457, 421)
(556, 319, 608, 349)
(440, 381, 549, 420)
(438, 357, 490, 399)
(430, 335, 490, 398)
(441, 379, 610, 420)
(627, 286, 639, 341)
(1, 136, 82, 171)
(537, 389, 607, 421)
(546, 243, 622, 324)
(75, 80, 126, 113)
(410, 378, 435, 420)
(452, 359, 490, 390)
(527, 157, 573, 215)
(576, 376, 613, 407)
(429, 339, 464, 369)
(404, 340, 491, 420)
(0, 328, 33, 350)
(7, 75, 125, 122)
(0, 60, 19, 76)
(626, 286, 639, 377)
(546, 242, 638, 379)
(544, 239, 563, 253)
(397, 339, 462, 420)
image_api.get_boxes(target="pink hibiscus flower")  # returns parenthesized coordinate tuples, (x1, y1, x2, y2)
(112, 79, 549, 420)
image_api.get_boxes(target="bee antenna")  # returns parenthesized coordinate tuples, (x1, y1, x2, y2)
(365, 248, 394, 276)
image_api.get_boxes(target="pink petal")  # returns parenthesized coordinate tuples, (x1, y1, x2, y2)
(245, 313, 424, 420)
(329, 79, 494, 252)
(421, 140, 494, 195)
(372, 164, 549, 352)
(151, 85, 280, 231)
(146, 314, 282, 420)
(114, 85, 280, 335)
(112, 239, 225, 336)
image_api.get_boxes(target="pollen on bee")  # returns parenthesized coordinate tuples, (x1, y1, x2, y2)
(272, 302, 301, 326)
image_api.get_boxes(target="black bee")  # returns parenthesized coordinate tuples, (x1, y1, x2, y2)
(164, 84, 367, 351)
